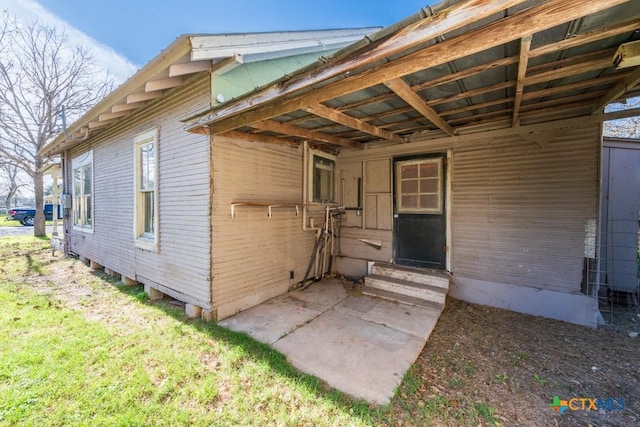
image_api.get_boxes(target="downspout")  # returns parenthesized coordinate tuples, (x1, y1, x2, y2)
(60, 106, 90, 143)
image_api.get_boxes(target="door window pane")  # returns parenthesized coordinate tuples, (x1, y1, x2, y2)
(397, 158, 442, 214)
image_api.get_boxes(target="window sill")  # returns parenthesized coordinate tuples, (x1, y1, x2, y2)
(135, 238, 158, 252)
(72, 226, 94, 234)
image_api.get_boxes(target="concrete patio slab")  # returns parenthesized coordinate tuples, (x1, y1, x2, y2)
(218, 278, 443, 405)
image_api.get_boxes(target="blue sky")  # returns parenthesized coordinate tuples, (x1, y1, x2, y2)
(32, 1, 433, 67)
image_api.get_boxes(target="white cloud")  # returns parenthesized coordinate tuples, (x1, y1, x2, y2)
(0, 0, 138, 83)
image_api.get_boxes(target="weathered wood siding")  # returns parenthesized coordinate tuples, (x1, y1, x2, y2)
(337, 119, 600, 295)
(210, 136, 318, 319)
(66, 73, 212, 307)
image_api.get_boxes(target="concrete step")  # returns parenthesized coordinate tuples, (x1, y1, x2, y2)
(362, 286, 444, 312)
(364, 274, 447, 306)
(371, 262, 450, 290)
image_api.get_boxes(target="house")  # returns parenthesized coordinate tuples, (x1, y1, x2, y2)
(41, 0, 640, 328)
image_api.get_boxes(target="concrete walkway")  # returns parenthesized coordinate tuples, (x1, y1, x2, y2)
(218, 279, 443, 404)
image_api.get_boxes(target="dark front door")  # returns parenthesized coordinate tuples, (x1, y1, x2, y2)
(393, 155, 446, 270)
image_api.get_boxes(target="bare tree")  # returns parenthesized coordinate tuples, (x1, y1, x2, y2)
(0, 12, 112, 236)
(0, 160, 27, 211)
(604, 97, 640, 139)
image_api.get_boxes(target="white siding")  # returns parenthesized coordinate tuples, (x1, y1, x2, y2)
(66, 73, 212, 308)
(211, 136, 318, 319)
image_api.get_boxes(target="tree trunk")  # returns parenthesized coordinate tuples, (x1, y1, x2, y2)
(4, 194, 11, 214)
(33, 169, 46, 237)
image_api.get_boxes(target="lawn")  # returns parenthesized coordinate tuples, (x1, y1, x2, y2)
(0, 236, 638, 426)
(0, 217, 55, 227)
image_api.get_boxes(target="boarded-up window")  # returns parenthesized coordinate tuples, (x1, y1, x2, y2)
(396, 158, 442, 214)
(72, 151, 93, 230)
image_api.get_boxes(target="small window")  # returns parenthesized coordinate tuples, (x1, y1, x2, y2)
(311, 152, 336, 203)
(396, 158, 442, 214)
(134, 129, 158, 249)
(72, 151, 93, 231)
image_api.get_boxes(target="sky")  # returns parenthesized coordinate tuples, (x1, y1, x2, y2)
(2, 0, 435, 82)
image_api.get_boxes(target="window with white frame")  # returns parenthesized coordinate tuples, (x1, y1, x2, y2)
(310, 151, 336, 203)
(134, 129, 158, 248)
(72, 151, 93, 230)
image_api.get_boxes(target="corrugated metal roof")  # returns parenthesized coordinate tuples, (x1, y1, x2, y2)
(186, 0, 640, 150)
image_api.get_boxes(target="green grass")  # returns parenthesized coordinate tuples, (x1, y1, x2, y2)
(0, 236, 499, 426)
(0, 217, 22, 227)
(0, 237, 379, 426)
(0, 217, 55, 227)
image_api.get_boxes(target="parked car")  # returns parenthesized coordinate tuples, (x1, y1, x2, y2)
(7, 204, 62, 226)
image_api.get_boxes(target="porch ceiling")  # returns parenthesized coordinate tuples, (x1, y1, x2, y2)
(186, 0, 640, 151)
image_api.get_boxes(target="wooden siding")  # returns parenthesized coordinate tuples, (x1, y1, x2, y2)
(337, 118, 600, 295)
(66, 73, 212, 307)
(211, 136, 318, 318)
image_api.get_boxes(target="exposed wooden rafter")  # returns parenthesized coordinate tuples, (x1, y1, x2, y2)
(384, 78, 454, 136)
(304, 103, 405, 143)
(127, 91, 164, 104)
(98, 111, 131, 122)
(252, 120, 362, 149)
(529, 17, 640, 59)
(522, 72, 630, 101)
(412, 56, 519, 92)
(190, 0, 628, 135)
(169, 61, 211, 77)
(512, 36, 533, 127)
(112, 101, 148, 113)
(223, 130, 299, 146)
(145, 77, 183, 92)
(591, 67, 640, 113)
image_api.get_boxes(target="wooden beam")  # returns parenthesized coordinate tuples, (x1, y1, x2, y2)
(524, 57, 613, 86)
(210, 55, 243, 76)
(384, 78, 454, 136)
(430, 81, 516, 106)
(400, 21, 634, 100)
(440, 98, 513, 117)
(591, 67, 640, 113)
(169, 61, 211, 77)
(521, 89, 608, 112)
(98, 111, 130, 122)
(127, 91, 164, 103)
(112, 101, 147, 113)
(526, 48, 615, 75)
(529, 17, 640, 58)
(603, 106, 640, 121)
(252, 120, 362, 149)
(336, 93, 396, 112)
(512, 36, 533, 127)
(304, 103, 405, 143)
(88, 118, 119, 129)
(223, 130, 300, 146)
(189, 0, 628, 134)
(522, 72, 630, 102)
(412, 56, 519, 92)
(144, 77, 183, 92)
